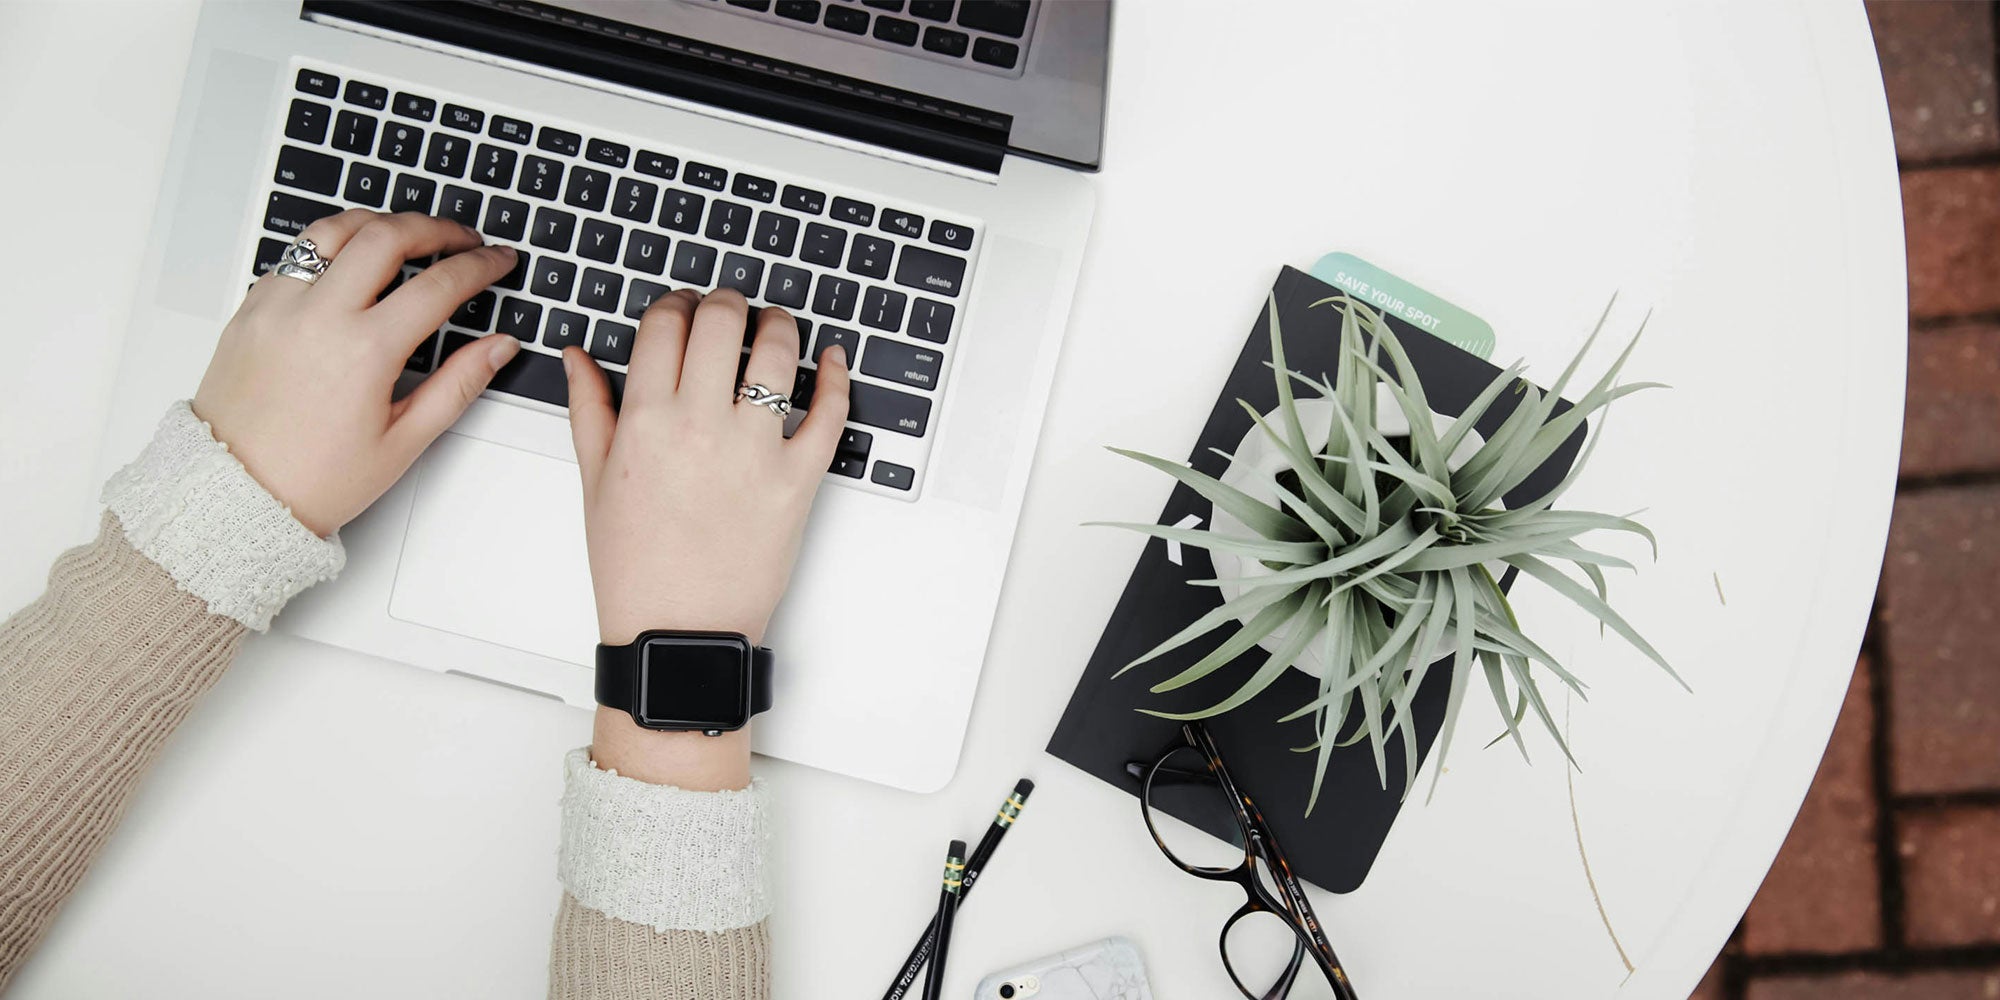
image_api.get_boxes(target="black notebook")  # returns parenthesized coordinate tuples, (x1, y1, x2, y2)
(1047, 266, 1586, 893)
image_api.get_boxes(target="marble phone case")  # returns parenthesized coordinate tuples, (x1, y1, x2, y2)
(973, 937, 1152, 1000)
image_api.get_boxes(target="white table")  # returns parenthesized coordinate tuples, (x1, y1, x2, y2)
(0, 2, 1904, 997)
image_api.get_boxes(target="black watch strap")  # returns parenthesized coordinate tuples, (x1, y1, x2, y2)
(595, 634, 774, 725)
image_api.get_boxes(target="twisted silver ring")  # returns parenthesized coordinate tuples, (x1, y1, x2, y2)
(275, 236, 330, 285)
(735, 382, 792, 418)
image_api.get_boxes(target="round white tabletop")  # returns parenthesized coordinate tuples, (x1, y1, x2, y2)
(0, 2, 1904, 998)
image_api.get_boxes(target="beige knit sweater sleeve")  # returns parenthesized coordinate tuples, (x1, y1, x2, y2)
(0, 403, 771, 998)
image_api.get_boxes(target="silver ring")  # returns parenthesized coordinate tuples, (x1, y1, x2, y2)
(735, 382, 792, 418)
(275, 236, 330, 285)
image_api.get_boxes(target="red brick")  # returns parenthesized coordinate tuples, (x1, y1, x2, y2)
(1883, 485, 2000, 793)
(1899, 805, 2000, 947)
(1867, 0, 2000, 160)
(1747, 967, 2000, 1000)
(1903, 168, 2000, 318)
(1905, 322, 2000, 478)
(1744, 656, 1881, 953)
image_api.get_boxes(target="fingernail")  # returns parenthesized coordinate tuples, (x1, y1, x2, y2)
(826, 344, 847, 367)
(494, 244, 518, 258)
(488, 336, 520, 368)
(561, 349, 574, 378)
(460, 223, 481, 238)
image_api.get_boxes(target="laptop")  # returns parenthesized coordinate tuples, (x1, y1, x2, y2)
(95, 0, 1106, 792)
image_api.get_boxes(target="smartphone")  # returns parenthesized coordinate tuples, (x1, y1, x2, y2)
(972, 937, 1153, 1000)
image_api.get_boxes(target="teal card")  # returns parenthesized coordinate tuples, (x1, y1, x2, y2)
(1308, 252, 1496, 360)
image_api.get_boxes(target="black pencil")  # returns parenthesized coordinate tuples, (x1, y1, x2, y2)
(882, 779, 1035, 1000)
(921, 839, 967, 1000)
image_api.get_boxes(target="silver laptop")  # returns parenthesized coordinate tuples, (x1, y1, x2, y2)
(96, 0, 1106, 792)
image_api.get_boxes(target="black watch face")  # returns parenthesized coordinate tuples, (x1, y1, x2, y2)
(637, 633, 753, 730)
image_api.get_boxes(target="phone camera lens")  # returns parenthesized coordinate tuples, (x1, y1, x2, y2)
(999, 986, 1015, 999)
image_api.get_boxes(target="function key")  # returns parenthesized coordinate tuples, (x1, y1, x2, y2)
(586, 138, 631, 169)
(928, 218, 973, 249)
(285, 99, 331, 144)
(880, 209, 923, 238)
(922, 26, 969, 57)
(684, 162, 728, 191)
(776, 0, 822, 21)
(971, 36, 1019, 69)
(728, 0, 772, 7)
(732, 173, 777, 203)
(441, 104, 485, 133)
(863, 0, 904, 9)
(956, 0, 1029, 38)
(538, 127, 583, 157)
(781, 185, 825, 214)
(394, 92, 437, 121)
(873, 15, 919, 45)
(824, 4, 869, 33)
(910, 0, 953, 20)
(830, 196, 875, 226)
(343, 80, 389, 110)
(636, 150, 678, 179)
(490, 115, 533, 144)
(295, 68, 339, 98)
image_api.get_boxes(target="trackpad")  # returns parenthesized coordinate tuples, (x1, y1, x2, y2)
(389, 433, 597, 666)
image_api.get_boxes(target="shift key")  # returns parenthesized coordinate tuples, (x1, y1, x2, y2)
(848, 381, 931, 436)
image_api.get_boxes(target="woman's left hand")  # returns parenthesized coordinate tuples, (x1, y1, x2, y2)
(193, 209, 523, 537)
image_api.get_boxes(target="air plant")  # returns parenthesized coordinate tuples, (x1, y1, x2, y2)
(1097, 293, 1682, 813)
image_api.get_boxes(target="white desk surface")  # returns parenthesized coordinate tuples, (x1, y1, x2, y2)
(0, 2, 1904, 998)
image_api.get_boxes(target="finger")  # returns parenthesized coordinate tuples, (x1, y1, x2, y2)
(374, 243, 518, 350)
(250, 208, 376, 300)
(739, 306, 802, 424)
(623, 289, 698, 408)
(386, 334, 521, 455)
(563, 346, 616, 492)
(790, 344, 851, 468)
(679, 287, 751, 407)
(314, 213, 487, 307)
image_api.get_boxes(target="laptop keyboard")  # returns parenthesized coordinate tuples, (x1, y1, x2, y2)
(255, 62, 983, 500)
(695, 0, 1037, 77)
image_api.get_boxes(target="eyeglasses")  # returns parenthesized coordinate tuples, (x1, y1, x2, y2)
(1128, 723, 1360, 1000)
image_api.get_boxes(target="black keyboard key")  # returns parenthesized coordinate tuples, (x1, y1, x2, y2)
(624, 279, 669, 320)
(636, 150, 678, 180)
(518, 155, 563, 200)
(752, 212, 800, 256)
(972, 36, 1019, 68)
(544, 308, 589, 349)
(880, 209, 924, 239)
(705, 200, 753, 245)
(624, 230, 671, 275)
(395, 92, 437, 121)
(847, 234, 894, 279)
(440, 104, 484, 133)
(859, 286, 909, 332)
(391, 173, 437, 214)
(862, 0, 902, 9)
(286, 99, 331, 144)
(791, 356, 818, 406)
(894, 245, 967, 297)
(717, 253, 764, 296)
(912, 0, 953, 19)
(659, 190, 704, 233)
(564, 166, 611, 212)
(781, 185, 825, 214)
(437, 185, 483, 228)
(296, 69, 339, 98)
(957, 0, 1028, 37)
(451, 290, 498, 332)
(824, 5, 870, 33)
(871, 461, 915, 490)
(612, 177, 659, 223)
(578, 218, 624, 263)
(378, 122, 423, 166)
(471, 144, 518, 188)
(344, 80, 389, 109)
(254, 236, 288, 277)
(274, 145, 341, 196)
(531, 207, 578, 252)
(928, 219, 974, 250)
(332, 110, 377, 155)
(776, 0, 821, 21)
(425, 132, 470, 177)
(766, 263, 811, 309)
(344, 162, 390, 207)
(729, 0, 772, 9)
(859, 336, 939, 389)
(684, 162, 727, 191)
(264, 191, 341, 236)
(831, 196, 874, 226)
(486, 345, 570, 406)
(849, 381, 931, 435)
(801, 222, 846, 266)
(671, 242, 719, 285)
(538, 128, 583, 156)
(490, 115, 532, 144)
(831, 454, 866, 478)
(585, 138, 630, 169)
(497, 250, 531, 291)
(578, 268, 624, 312)
(908, 296, 954, 342)
(498, 298, 542, 340)
(922, 26, 969, 57)
(482, 195, 530, 242)
(732, 174, 777, 203)
(811, 274, 858, 320)
(812, 325, 861, 364)
(532, 256, 578, 301)
(590, 319, 636, 365)
(838, 426, 873, 456)
(873, 14, 919, 44)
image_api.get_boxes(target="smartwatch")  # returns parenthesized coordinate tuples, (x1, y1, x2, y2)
(594, 630, 774, 736)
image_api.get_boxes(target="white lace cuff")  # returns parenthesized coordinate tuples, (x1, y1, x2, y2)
(100, 400, 345, 632)
(557, 747, 773, 933)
